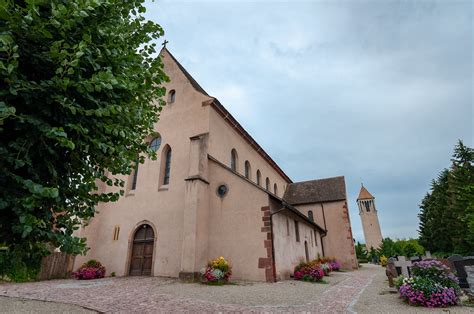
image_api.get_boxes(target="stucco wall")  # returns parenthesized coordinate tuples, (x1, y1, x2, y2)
(207, 158, 269, 281)
(74, 49, 211, 277)
(296, 202, 358, 270)
(360, 210, 383, 251)
(272, 212, 323, 280)
(208, 108, 289, 198)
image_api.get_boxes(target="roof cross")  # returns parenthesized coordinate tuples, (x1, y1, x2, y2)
(162, 40, 169, 48)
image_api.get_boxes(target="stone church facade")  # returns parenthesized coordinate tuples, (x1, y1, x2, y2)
(74, 48, 358, 282)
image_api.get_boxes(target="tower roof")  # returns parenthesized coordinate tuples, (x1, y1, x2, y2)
(357, 185, 374, 200)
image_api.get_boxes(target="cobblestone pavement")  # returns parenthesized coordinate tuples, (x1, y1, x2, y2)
(1, 265, 468, 313)
(0, 296, 95, 313)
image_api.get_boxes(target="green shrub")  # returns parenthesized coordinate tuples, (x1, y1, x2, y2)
(0, 244, 45, 282)
(83, 260, 103, 268)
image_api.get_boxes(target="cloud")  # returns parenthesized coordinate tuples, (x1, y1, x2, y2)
(146, 0, 473, 242)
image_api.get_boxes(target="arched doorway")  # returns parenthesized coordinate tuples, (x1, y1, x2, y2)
(129, 224, 155, 276)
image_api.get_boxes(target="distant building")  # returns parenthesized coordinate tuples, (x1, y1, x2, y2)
(74, 48, 358, 282)
(357, 185, 383, 251)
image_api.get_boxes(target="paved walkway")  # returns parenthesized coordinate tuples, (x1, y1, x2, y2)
(0, 296, 94, 313)
(0, 264, 470, 313)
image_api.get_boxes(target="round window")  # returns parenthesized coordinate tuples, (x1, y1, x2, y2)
(217, 184, 228, 198)
(149, 136, 162, 152)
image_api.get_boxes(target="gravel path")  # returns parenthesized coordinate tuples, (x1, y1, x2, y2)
(0, 296, 95, 313)
(352, 263, 472, 314)
(1, 265, 471, 313)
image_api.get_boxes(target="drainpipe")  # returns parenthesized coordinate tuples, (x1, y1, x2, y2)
(320, 203, 327, 256)
(269, 207, 287, 282)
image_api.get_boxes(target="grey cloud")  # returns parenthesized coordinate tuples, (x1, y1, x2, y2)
(146, 0, 473, 241)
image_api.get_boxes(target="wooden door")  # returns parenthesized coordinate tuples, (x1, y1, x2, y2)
(129, 224, 154, 276)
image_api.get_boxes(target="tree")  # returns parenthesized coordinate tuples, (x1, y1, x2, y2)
(418, 141, 474, 255)
(355, 241, 367, 261)
(0, 0, 167, 279)
(377, 237, 425, 258)
(448, 141, 474, 254)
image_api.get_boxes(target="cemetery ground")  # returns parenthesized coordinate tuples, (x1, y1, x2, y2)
(0, 264, 472, 313)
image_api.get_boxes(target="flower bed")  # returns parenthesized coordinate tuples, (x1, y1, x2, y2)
(293, 258, 341, 283)
(73, 260, 105, 280)
(396, 259, 460, 307)
(330, 260, 341, 271)
(200, 256, 232, 284)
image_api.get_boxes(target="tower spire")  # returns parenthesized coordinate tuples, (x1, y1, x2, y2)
(357, 184, 383, 251)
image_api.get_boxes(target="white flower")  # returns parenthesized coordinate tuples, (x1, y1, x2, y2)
(212, 269, 224, 279)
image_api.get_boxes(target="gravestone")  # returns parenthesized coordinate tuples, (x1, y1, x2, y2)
(449, 256, 474, 291)
(466, 265, 474, 293)
(424, 251, 432, 258)
(386, 257, 398, 287)
(410, 256, 422, 263)
(394, 256, 412, 277)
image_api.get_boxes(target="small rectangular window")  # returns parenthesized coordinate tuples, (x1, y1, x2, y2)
(294, 220, 300, 242)
(113, 225, 120, 241)
(286, 218, 290, 236)
(314, 230, 318, 246)
(131, 159, 139, 190)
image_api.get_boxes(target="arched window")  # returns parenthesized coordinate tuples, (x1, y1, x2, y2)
(244, 161, 251, 179)
(274, 183, 278, 196)
(256, 170, 261, 186)
(230, 149, 238, 172)
(308, 210, 314, 222)
(131, 158, 139, 190)
(149, 135, 162, 152)
(160, 145, 172, 185)
(265, 177, 270, 191)
(168, 90, 176, 103)
(294, 220, 300, 242)
(304, 241, 309, 262)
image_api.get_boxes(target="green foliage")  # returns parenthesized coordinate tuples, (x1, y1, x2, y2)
(82, 259, 102, 268)
(377, 238, 424, 258)
(394, 275, 405, 290)
(355, 241, 367, 260)
(0, 243, 47, 282)
(0, 0, 167, 274)
(418, 141, 474, 255)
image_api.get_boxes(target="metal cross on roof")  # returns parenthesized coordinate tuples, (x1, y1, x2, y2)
(162, 40, 169, 48)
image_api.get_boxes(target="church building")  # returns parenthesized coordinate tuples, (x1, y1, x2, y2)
(74, 48, 358, 282)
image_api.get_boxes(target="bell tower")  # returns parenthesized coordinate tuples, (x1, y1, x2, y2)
(357, 184, 383, 251)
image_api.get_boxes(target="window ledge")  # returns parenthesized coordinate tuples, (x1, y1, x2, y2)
(158, 185, 169, 191)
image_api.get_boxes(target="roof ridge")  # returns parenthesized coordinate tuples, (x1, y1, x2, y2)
(290, 175, 345, 185)
(161, 47, 209, 96)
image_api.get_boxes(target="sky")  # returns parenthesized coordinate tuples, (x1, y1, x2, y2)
(144, 0, 473, 242)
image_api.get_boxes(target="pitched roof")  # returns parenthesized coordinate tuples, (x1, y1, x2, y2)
(162, 48, 209, 96)
(283, 176, 347, 205)
(357, 185, 374, 200)
(161, 47, 292, 183)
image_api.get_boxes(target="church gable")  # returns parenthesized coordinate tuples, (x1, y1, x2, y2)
(160, 48, 209, 98)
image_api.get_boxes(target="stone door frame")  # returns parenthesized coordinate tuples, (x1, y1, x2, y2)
(126, 220, 158, 276)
